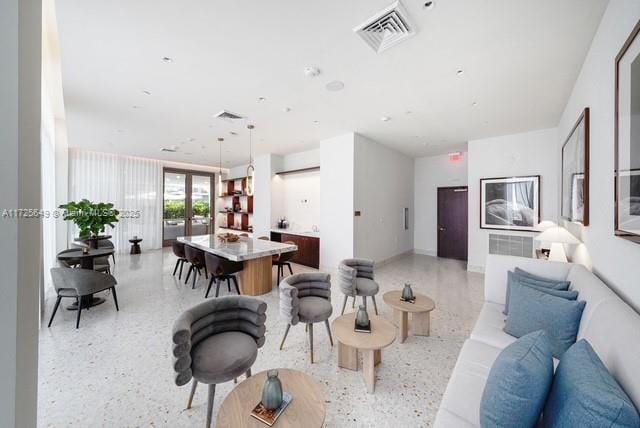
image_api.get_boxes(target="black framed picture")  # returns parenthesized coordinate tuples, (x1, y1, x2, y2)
(615, 19, 640, 244)
(480, 176, 540, 232)
(561, 107, 590, 225)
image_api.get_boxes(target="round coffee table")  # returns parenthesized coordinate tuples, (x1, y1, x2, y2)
(129, 238, 142, 254)
(382, 291, 435, 343)
(331, 314, 396, 393)
(216, 369, 325, 427)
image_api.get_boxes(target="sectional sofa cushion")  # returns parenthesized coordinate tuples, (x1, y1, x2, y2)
(480, 330, 554, 428)
(504, 283, 585, 358)
(543, 339, 640, 428)
(504, 270, 571, 315)
(504, 272, 578, 315)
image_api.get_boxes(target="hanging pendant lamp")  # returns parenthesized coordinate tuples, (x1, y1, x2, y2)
(217, 137, 224, 197)
(245, 124, 255, 196)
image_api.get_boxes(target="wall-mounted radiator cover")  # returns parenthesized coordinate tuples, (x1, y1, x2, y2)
(489, 234, 534, 258)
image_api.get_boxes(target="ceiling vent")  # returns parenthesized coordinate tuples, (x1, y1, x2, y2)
(353, 1, 417, 53)
(213, 110, 246, 122)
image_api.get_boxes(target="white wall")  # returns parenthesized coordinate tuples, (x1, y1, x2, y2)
(320, 133, 355, 270)
(0, 0, 41, 425)
(467, 128, 559, 272)
(279, 148, 320, 172)
(558, 0, 640, 311)
(414, 153, 468, 255)
(274, 170, 321, 231)
(354, 134, 414, 263)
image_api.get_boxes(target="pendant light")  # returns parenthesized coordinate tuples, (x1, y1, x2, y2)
(245, 124, 255, 196)
(217, 137, 224, 197)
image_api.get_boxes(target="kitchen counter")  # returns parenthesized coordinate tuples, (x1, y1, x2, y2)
(177, 234, 297, 262)
(271, 228, 320, 239)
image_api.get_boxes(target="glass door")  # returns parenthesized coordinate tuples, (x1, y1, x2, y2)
(163, 169, 214, 246)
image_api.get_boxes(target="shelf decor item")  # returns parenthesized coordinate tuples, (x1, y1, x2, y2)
(354, 305, 371, 333)
(615, 19, 640, 244)
(261, 370, 283, 411)
(250, 391, 293, 427)
(480, 176, 540, 232)
(401, 283, 415, 303)
(246, 124, 255, 197)
(59, 199, 120, 239)
(561, 108, 590, 225)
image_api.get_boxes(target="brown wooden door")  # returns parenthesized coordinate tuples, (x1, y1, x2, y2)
(437, 187, 468, 261)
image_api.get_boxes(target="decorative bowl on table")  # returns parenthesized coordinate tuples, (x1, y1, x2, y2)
(217, 233, 239, 242)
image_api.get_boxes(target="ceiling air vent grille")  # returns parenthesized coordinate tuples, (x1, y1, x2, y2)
(213, 110, 246, 122)
(353, 1, 417, 53)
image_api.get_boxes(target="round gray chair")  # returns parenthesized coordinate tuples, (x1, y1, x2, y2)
(49, 267, 119, 329)
(172, 296, 267, 427)
(337, 258, 379, 315)
(279, 272, 333, 363)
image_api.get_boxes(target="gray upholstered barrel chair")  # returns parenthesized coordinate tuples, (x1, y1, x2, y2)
(172, 296, 267, 427)
(337, 258, 379, 315)
(279, 272, 333, 363)
(49, 267, 119, 329)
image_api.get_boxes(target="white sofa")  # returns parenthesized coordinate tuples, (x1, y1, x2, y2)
(434, 254, 640, 427)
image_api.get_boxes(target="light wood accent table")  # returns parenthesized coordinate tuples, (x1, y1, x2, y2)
(240, 257, 273, 295)
(382, 291, 435, 343)
(331, 314, 396, 393)
(216, 369, 326, 428)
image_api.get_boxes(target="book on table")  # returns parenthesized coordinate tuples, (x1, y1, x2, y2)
(250, 392, 293, 426)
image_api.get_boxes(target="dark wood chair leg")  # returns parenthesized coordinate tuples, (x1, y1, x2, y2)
(206, 384, 216, 428)
(192, 269, 197, 289)
(173, 259, 181, 276)
(48, 295, 62, 327)
(232, 276, 240, 295)
(340, 294, 348, 315)
(287, 263, 293, 275)
(187, 379, 198, 409)
(246, 368, 252, 378)
(372, 295, 379, 315)
(76, 297, 82, 329)
(185, 265, 192, 284)
(227, 277, 231, 292)
(205, 277, 215, 298)
(325, 319, 334, 346)
(179, 260, 184, 279)
(215, 278, 222, 297)
(111, 253, 116, 264)
(111, 287, 119, 311)
(279, 324, 291, 350)
(309, 323, 314, 363)
(276, 264, 281, 285)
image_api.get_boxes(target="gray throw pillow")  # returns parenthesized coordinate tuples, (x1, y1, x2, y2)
(504, 270, 571, 315)
(504, 283, 585, 358)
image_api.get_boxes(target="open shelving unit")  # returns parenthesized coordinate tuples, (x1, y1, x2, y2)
(216, 177, 253, 233)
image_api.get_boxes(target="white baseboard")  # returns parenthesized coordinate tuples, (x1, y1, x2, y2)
(467, 264, 485, 273)
(413, 248, 437, 257)
(376, 250, 414, 267)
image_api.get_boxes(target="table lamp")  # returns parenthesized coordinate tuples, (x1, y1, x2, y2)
(534, 226, 580, 262)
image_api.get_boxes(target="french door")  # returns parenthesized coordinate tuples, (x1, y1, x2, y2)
(162, 168, 215, 246)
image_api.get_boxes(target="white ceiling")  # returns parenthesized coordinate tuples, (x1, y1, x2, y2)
(56, 0, 608, 167)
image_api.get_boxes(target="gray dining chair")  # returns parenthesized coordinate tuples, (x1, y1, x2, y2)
(172, 296, 267, 427)
(172, 241, 188, 280)
(49, 267, 119, 329)
(184, 245, 208, 289)
(279, 272, 333, 363)
(203, 252, 243, 298)
(337, 258, 379, 315)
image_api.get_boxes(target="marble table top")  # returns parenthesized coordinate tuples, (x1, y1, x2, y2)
(177, 234, 297, 262)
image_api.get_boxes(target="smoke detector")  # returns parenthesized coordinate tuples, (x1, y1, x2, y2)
(353, 1, 417, 53)
(213, 110, 246, 122)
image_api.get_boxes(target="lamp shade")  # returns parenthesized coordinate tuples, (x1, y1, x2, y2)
(534, 226, 580, 245)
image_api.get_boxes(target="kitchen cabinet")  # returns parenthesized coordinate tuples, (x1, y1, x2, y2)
(271, 232, 320, 269)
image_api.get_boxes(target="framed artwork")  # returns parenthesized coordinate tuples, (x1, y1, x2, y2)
(480, 175, 540, 232)
(561, 107, 590, 225)
(615, 19, 640, 243)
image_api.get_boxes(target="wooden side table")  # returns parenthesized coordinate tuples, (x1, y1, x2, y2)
(216, 369, 325, 427)
(331, 314, 396, 393)
(129, 238, 142, 254)
(382, 291, 435, 343)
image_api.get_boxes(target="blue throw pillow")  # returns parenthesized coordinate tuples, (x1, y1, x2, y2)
(504, 272, 578, 315)
(544, 340, 640, 427)
(480, 330, 554, 428)
(504, 283, 585, 358)
(504, 271, 570, 315)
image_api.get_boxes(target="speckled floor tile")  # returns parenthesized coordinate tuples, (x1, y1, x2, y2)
(38, 250, 483, 427)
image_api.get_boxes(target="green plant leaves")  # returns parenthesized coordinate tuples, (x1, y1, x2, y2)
(59, 199, 119, 238)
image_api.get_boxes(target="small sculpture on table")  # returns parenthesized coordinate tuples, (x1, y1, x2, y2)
(250, 370, 292, 426)
(401, 283, 416, 303)
(354, 305, 371, 333)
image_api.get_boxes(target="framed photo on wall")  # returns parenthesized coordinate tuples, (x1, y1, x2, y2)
(480, 175, 540, 232)
(615, 19, 640, 244)
(561, 107, 590, 225)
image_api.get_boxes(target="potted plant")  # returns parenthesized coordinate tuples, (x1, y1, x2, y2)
(59, 199, 119, 247)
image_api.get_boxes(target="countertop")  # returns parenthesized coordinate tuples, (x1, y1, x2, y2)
(271, 228, 320, 239)
(177, 234, 297, 262)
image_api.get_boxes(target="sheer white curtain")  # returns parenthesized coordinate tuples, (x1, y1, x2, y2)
(41, 84, 57, 293)
(68, 150, 163, 253)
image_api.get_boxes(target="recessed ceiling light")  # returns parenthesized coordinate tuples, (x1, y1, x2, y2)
(304, 66, 321, 78)
(456, 69, 464, 76)
(282, 107, 291, 113)
(132, 105, 141, 109)
(229, 131, 238, 136)
(423, 1, 435, 10)
(313, 120, 319, 124)
(325, 81, 344, 92)
(142, 90, 151, 95)
(116, 129, 124, 133)
(188, 137, 196, 142)
(405, 110, 412, 115)
(472, 102, 478, 107)
(257, 97, 266, 102)
(162, 56, 173, 63)
(381, 116, 391, 122)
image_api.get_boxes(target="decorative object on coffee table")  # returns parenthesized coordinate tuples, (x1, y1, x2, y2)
(354, 305, 371, 333)
(401, 283, 415, 302)
(217, 369, 325, 427)
(332, 313, 396, 393)
(261, 370, 283, 411)
(383, 291, 435, 343)
(129, 237, 142, 254)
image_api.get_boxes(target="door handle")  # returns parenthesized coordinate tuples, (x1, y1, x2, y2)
(439, 227, 446, 231)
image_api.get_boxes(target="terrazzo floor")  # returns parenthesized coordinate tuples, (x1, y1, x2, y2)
(38, 249, 484, 427)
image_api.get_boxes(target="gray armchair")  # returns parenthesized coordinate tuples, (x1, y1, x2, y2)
(172, 296, 267, 427)
(49, 267, 119, 329)
(279, 272, 333, 363)
(337, 258, 379, 315)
